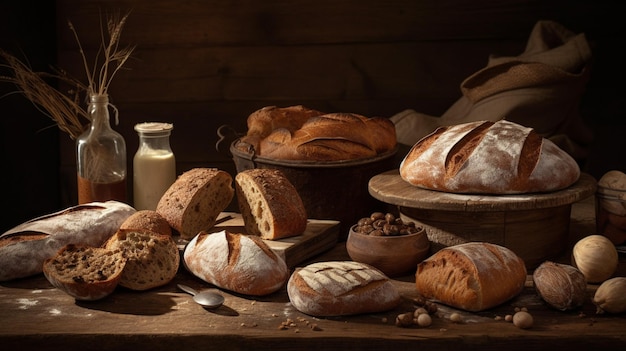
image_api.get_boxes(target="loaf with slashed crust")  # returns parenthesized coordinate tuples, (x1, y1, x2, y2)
(235, 168, 307, 240)
(400, 120, 580, 194)
(183, 230, 289, 296)
(43, 244, 126, 301)
(287, 261, 402, 317)
(104, 229, 179, 291)
(415, 242, 527, 312)
(156, 168, 234, 240)
(0, 201, 135, 282)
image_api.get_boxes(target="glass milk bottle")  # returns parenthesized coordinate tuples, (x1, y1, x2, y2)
(133, 122, 176, 210)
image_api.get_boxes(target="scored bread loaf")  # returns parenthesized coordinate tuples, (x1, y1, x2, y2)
(0, 201, 135, 282)
(183, 230, 289, 296)
(43, 244, 126, 301)
(156, 168, 234, 239)
(400, 120, 580, 194)
(104, 229, 179, 291)
(415, 242, 527, 312)
(235, 168, 307, 240)
(120, 210, 172, 236)
(287, 261, 402, 317)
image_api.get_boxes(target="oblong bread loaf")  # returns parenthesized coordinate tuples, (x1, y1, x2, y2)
(183, 230, 289, 296)
(400, 120, 580, 194)
(287, 261, 402, 317)
(415, 242, 527, 312)
(235, 168, 307, 240)
(156, 168, 234, 239)
(0, 201, 135, 281)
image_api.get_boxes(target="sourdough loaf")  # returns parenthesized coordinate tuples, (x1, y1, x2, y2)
(235, 168, 307, 240)
(414, 242, 527, 312)
(120, 210, 172, 236)
(236, 106, 397, 161)
(183, 230, 289, 296)
(156, 168, 234, 240)
(0, 201, 135, 281)
(104, 229, 179, 291)
(287, 261, 402, 317)
(43, 244, 126, 301)
(400, 120, 580, 194)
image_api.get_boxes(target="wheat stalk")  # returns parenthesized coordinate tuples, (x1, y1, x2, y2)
(0, 10, 134, 140)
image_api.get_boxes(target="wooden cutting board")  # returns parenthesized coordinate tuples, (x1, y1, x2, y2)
(177, 212, 340, 268)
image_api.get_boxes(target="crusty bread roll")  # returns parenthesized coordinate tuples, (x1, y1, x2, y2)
(104, 229, 179, 291)
(0, 201, 135, 282)
(415, 242, 527, 312)
(235, 168, 307, 240)
(120, 210, 172, 236)
(287, 261, 402, 317)
(156, 168, 234, 239)
(183, 230, 289, 296)
(400, 120, 580, 194)
(43, 244, 126, 301)
(236, 106, 397, 162)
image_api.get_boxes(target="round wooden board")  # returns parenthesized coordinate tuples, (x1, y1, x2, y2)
(368, 170, 597, 212)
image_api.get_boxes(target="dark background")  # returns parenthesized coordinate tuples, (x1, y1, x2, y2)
(1, 0, 624, 232)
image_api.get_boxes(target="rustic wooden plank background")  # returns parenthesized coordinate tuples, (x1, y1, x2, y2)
(1, 0, 624, 231)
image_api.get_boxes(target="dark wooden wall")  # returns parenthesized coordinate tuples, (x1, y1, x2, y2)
(2, 0, 624, 231)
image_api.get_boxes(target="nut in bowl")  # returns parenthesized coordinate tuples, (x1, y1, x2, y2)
(346, 212, 430, 277)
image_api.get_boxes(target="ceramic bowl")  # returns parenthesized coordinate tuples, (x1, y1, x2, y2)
(346, 224, 430, 277)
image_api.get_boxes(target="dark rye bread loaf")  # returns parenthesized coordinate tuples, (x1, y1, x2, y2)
(43, 244, 126, 301)
(156, 168, 234, 240)
(415, 242, 527, 312)
(399, 120, 580, 194)
(287, 261, 402, 317)
(235, 168, 307, 240)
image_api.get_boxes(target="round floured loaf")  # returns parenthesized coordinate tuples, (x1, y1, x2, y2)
(399, 120, 580, 194)
(287, 261, 402, 317)
(235, 168, 307, 240)
(415, 242, 527, 312)
(156, 168, 234, 239)
(183, 230, 289, 296)
(104, 229, 180, 291)
(0, 201, 135, 282)
(43, 244, 126, 301)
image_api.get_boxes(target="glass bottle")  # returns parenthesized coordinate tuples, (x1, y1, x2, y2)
(76, 94, 127, 204)
(133, 122, 176, 210)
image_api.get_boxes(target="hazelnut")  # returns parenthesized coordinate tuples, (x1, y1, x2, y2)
(532, 261, 587, 311)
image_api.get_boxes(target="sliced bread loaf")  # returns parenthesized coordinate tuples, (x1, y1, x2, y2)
(43, 244, 126, 301)
(156, 168, 234, 239)
(104, 229, 179, 291)
(235, 168, 307, 240)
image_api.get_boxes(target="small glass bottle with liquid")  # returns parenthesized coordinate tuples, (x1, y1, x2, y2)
(133, 122, 176, 210)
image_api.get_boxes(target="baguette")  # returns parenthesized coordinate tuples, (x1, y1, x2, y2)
(156, 168, 234, 240)
(235, 168, 307, 240)
(183, 230, 289, 296)
(104, 229, 179, 291)
(0, 201, 135, 281)
(414, 242, 527, 312)
(400, 120, 580, 194)
(43, 244, 126, 301)
(287, 261, 402, 317)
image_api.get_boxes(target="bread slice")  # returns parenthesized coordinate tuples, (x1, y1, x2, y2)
(104, 229, 179, 291)
(43, 244, 126, 301)
(235, 169, 307, 240)
(156, 168, 234, 239)
(120, 210, 172, 236)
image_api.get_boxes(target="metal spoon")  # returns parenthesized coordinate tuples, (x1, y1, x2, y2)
(178, 284, 224, 309)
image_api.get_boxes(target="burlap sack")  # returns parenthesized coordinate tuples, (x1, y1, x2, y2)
(392, 20, 593, 161)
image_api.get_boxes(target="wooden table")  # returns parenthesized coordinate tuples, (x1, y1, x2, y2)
(1, 196, 624, 351)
